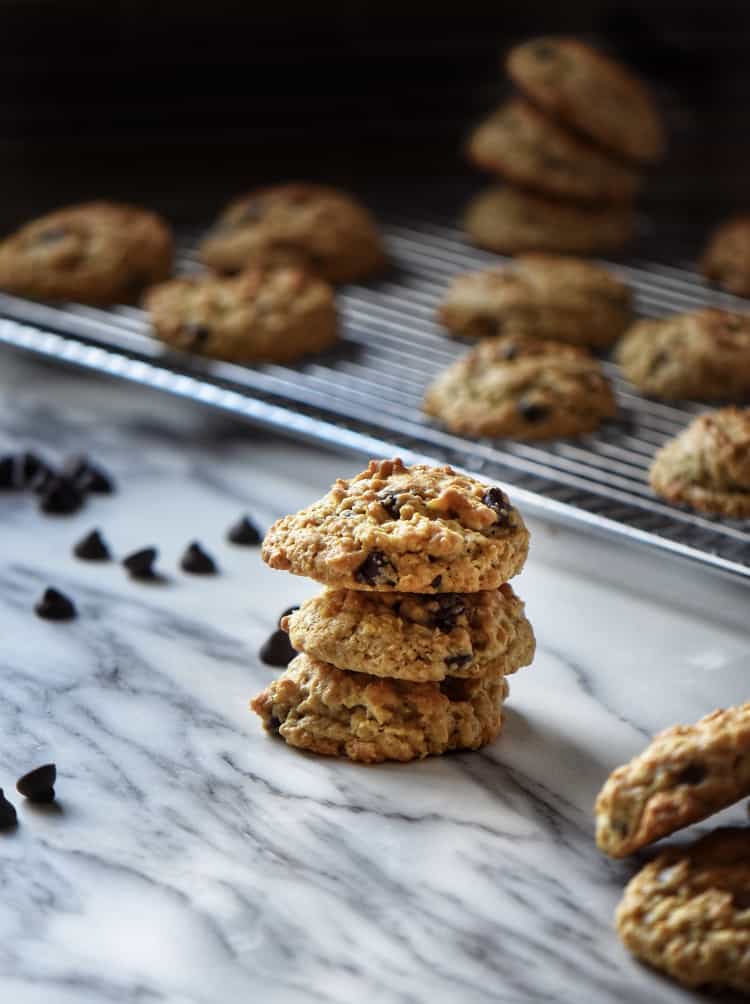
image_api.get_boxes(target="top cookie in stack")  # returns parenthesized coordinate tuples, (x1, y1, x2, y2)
(252, 459, 535, 763)
(464, 37, 666, 255)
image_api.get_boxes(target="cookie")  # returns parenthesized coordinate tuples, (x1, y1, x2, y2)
(595, 702, 750, 858)
(464, 186, 635, 256)
(0, 201, 173, 305)
(437, 254, 632, 347)
(261, 458, 529, 593)
(282, 582, 535, 683)
(616, 828, 750, 992)
(467, 99, 640, 204)
(616, 308, 750, 400)
(506, 37, 665, 163)
(649, 407, 750, 517)
(145, 265, 337, 364)
(700, 215, 750, 296)
(250, 652, 508, 763)
(199, 183, 386, 283)
(423, 335, 616, 440)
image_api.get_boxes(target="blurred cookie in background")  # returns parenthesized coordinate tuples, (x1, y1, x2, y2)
(701, 216, 750, 296)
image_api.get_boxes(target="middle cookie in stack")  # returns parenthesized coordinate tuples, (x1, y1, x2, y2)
(252, 458, 535, 763)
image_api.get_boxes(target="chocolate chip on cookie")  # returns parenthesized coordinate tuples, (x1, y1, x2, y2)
(73, 529, 111, 561)
(34, 587, 77, 621)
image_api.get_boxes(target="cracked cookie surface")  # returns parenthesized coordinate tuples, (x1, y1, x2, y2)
(467, 99, 640, 204)
(145, 265, 337, 363)
(262, 459, 529, 592)
(616, 308, 750, 401)
(199, 183, 385, 283)
(424, 335, 616, 440)
(283, 582, 535, 682)
(0, 201, 173, 305)
(649, 407, 750, 517)
(437, 254, 631, 347)
(251, 652, 508, 763)
(595, 702, 750, 857)
(616, 828, 750, 992)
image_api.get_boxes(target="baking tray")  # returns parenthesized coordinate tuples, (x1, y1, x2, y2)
(1, 217, 749, 584)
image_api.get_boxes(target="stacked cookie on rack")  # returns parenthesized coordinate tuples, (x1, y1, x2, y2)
(251, 458, 535, 763)
(464, 37, 666, 255)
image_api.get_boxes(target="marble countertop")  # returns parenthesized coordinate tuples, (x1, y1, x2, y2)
(2, 347, 750, 1004)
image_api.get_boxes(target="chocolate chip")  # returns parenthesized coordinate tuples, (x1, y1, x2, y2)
(35, 227, 68, 245)
(259, 629, 297, 667)
(732, 891, 750, 910)
(518, 399, 549, 423)
(39, 475, 83, 515)
(227, 515, 262, 546)
(432, 594, 467, 633)
(180, 541, 218, 574)
(430, 575, 443, 589)
(678, 763, 708, 786)
(182, 322, 211, 349)
(122, 547, 158, 580)
(28, 464, 56, 494)
(0, 790, 17, 830)
(482, 486, 512, 526)
(278, 605, 299, 627)
(19, 452, 49, 487)
(268, 713, 282, 734)
(63, 455, 114, 494)
(354, 550, 396, 587)
(34, 587, 77, 621)
(73, 529, 111, 561)
(16, 763, 56, 803)
(0, 455, 15, 490)
(379, 493, 401, 519)
(445, 653, 472, 668)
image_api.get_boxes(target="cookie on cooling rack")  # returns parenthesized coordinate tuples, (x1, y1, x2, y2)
(467, 99, 641, 204)
(251, 652, 508, 763)
(437, 254, 632, 347)
(701, 215, 750, 296)
(423, 335, 616, 440)
(199, 183, 386, 283)
(145, 265, 337, 364)
(649, 407, 750, 517)
(0, 201, 173, 305)
(616, 308, 750, 400)
(464, 186, 635, 256)
(506, 37, 665, 163)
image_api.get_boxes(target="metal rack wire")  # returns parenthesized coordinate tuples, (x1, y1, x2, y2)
(1, 219, 749, 583)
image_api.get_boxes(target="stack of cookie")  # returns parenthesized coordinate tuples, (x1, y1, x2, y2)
(464, 37, 666, 255)
(251, 458, 535, 763)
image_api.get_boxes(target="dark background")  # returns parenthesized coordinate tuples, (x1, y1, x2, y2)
(3, 2, 750, 259)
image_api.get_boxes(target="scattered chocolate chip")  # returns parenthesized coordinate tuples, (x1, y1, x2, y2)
(227, 515, 262, 546)
(677, 763, 708, 786)
(16, 763, 56, 803)
(445, 653, 472, 668)
(39, 475, 83, 515)
(182, 322, 211, 350)
(482, 487, 512, 526)
(259, 629, 297, 667)
(28, 464, 57, 494)
(34, 587, 77, 621)
(180, 541, 218, 574)
(432, 594, 467, 633)
(73, 529, 111, 561)
(518, 399, 549, 423)
(379, 493, 401, 519)
(430, 575, 443, 589)
(278, 605, 299, 627)
(0, 790, 17, 830)
(0, 455, 15, 490)
(268, 713, 282, 734)
(63, 455, 114, 494)
(122, 547, 158, 580)
(19, 452, 49, 487)
(355, 550, 396, 587)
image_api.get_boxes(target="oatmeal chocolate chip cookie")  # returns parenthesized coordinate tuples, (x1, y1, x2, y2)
(283, 582, 535, 683)
(616, 828, 750, 992)
(595, 702, 750, 858)
(262, 459, 529, 593)
(467, 99, 641, 204)
(701, 215, 750, 296)
(506, 37, 666, 163)
(0, 201, 173, 305)
(199, 183, 386, 283)
(437, 254, 632, 347)
(649, 407, 750, 517)
(145, 266, 337, 364)
(616, 308, 750, 400)
(423, 335, 616, 441)
(464, 186, 635, 256)
(250, 652, 508, 763)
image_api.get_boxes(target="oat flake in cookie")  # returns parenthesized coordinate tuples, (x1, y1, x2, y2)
(251, 652, 508, 764)
(595, 701, 750, 858)
(261, 459, 529, 593)
(0, 201, 173, 305)
(199, 183, 386, 283)
(616, 828, 750, 992)
(283, 583, 535, 683)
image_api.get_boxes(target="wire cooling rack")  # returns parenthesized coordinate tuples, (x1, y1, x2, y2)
(0, 218, 749, 584)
